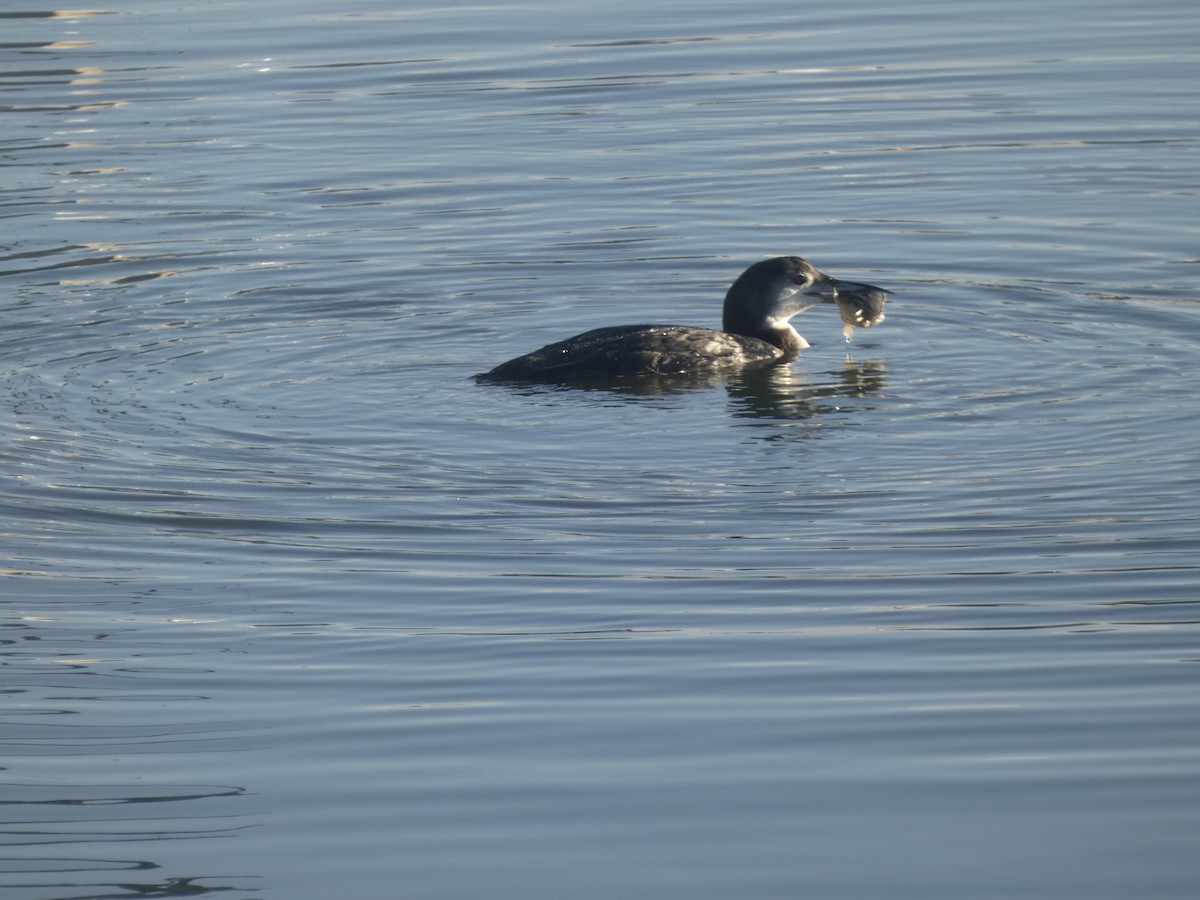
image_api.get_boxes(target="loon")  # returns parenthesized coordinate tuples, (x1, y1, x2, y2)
(476, 256, 888, 383)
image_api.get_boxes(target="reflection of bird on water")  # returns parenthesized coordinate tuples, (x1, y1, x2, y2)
(725, 358, 889, 423)
(476, 257, 888, 383)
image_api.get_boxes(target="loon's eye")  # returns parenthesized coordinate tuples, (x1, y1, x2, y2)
(793, 274, 810, 286)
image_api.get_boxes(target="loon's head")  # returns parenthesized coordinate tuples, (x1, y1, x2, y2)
(722, 256, 888, 350)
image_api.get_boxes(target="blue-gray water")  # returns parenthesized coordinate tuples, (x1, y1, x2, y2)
(3, 1, 1199, 898)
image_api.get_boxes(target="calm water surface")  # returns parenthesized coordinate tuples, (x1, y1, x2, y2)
(3, 1, 1199, 897)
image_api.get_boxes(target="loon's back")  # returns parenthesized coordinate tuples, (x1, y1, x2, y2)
(476, 324, 783, 383)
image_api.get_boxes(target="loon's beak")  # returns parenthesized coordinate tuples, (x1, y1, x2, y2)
(807, 274, 889, 329)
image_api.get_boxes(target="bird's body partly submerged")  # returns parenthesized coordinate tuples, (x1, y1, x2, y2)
(476, 257, 888, 383)
(480, 323, 785, 381)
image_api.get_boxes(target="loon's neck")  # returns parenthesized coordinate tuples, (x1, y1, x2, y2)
(724, 315, 809, 353)
(761, 321, 809, 353)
